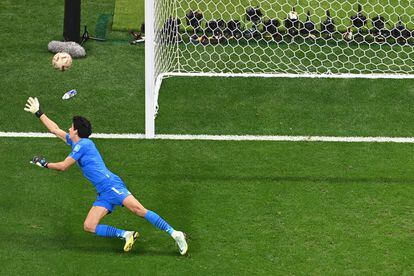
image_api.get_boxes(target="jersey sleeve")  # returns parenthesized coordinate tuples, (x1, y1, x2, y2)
(68, 143, 84, 161)
(66, 133, 73, 146)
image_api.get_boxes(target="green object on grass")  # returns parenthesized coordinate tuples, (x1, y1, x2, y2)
(95, 14, 112, 39)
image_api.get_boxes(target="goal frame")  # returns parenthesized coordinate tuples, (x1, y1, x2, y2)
(145, 0, 414, 138)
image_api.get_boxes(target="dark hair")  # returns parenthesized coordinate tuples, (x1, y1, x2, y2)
(73, 116, 92, 138)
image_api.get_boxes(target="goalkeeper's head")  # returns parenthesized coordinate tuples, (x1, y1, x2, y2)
(72, 116, 92, 138)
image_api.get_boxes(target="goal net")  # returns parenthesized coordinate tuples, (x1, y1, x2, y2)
(145, 0, 414, 137)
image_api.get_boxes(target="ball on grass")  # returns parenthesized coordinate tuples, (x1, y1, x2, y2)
(52, 52, 72, 71)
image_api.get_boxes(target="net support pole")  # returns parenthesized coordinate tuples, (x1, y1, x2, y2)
(63, 0, 81, 43)
(145, 0, 156, 138)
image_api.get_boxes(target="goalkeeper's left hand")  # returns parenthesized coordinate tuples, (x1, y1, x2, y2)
(24, 97, 44, 118)
(30, 156, 49, 168)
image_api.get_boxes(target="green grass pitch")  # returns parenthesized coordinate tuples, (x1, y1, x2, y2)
(1, 0, 414, 274)
(1, 138, 414, 274)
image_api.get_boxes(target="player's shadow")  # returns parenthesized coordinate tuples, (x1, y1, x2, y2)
(3, 229, 180, 256)
(68, 243, 178, 257)
(54, 229, 181, 256)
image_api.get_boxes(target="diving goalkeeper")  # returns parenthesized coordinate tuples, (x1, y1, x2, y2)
(24, 97, 188, 255)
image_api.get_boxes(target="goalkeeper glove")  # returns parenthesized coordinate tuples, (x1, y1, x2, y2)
(24, 97, 44, 118)
(30, 156, 49, 168)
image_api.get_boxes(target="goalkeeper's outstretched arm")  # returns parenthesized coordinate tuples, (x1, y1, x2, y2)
(47, 157, 76, 171)
(31, 156, 76, 171)
(24, 97, 66, 142)
(39, 114, 67, 142)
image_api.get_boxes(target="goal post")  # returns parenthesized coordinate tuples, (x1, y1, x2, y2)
(145, 0, 414, 137)
(145, 0, 156, 138)
(145, 0, 179, 137)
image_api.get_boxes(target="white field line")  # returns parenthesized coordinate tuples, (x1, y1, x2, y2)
(2, 132, 414, 143)
(162, 72, 414, 80)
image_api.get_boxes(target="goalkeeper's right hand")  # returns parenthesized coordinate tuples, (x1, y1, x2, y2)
(30, 156, 49, 168)
(24, 97, 44, 118)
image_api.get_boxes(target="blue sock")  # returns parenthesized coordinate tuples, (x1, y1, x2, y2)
(95, 224, 126, 239)
(144, 210, 174, 235)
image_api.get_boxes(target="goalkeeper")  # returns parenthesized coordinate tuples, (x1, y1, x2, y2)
(24, 97, 188, 255)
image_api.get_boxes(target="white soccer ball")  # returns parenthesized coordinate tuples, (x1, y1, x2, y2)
(52, 52, 72, 71)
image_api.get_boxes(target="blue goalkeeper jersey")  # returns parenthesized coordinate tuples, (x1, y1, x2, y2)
(66, 134, 123, 193)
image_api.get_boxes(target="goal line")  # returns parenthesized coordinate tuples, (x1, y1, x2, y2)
(1, 132, 414, 143)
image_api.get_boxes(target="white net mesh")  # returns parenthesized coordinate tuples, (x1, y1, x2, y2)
(153, 0, 414, 78)
(153, 0, 178, 80)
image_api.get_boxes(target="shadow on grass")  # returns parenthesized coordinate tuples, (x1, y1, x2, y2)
(69, 243, 178, 257)
(62, 233, 180, 256)
(1, 230, 181, 257)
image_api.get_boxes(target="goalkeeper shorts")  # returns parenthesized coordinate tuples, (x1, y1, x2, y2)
(93, 185, 131, 213)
